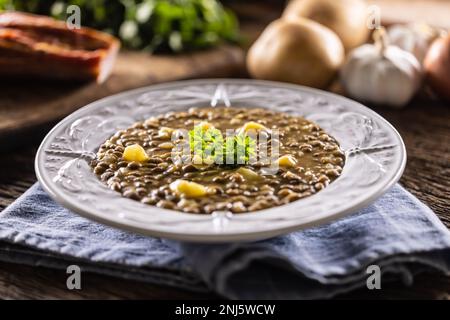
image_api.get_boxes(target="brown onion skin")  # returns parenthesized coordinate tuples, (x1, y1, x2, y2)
(424, 34, 450, 101)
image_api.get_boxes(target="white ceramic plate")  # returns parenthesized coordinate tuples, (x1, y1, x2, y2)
(35, 79, 406, 242)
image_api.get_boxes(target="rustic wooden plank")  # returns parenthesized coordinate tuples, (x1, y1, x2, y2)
(373, 99, 450, 228)
(0, 262, 212, 300)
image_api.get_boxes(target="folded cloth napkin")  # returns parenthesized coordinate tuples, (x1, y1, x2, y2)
(0, 183, 449, 299)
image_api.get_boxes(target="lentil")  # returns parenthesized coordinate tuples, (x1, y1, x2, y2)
(92, 107, 345, 214)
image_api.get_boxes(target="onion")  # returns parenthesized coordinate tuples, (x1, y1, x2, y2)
(424, 33, 450, 100)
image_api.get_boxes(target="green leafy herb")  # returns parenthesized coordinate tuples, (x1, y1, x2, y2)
(0, 0, 240, 52)
(188, 126, 256, 166)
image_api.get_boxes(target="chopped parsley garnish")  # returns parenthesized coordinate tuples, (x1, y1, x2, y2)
(188, 126, 256, 166)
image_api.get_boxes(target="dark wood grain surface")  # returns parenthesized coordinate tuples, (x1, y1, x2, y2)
(0, 0, 449, 300)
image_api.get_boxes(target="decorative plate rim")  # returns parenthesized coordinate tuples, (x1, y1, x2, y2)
(35, 79, 407, 242)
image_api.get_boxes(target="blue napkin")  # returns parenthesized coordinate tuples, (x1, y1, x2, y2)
(0, 183, 449, 299)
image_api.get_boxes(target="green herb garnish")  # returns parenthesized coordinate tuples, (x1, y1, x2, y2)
(188, 126, 256, 166)
(1, 0, 240, 52)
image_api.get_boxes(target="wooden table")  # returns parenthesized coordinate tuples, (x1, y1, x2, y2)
(0, 93, 449, 300)
(0, 0, 449, 300)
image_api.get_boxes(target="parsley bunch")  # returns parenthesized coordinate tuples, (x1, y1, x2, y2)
(188, 126, 256, 166)
(0, 0, 239, 52)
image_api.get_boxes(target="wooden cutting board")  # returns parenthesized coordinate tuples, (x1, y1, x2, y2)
(0, 46, 245, 144)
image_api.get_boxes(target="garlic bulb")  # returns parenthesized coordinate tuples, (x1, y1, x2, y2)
(388, 23, 440, 63)
(340, 28, 422, 108)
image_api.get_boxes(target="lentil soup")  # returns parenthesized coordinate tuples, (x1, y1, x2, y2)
(91, 107, 345, 214)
